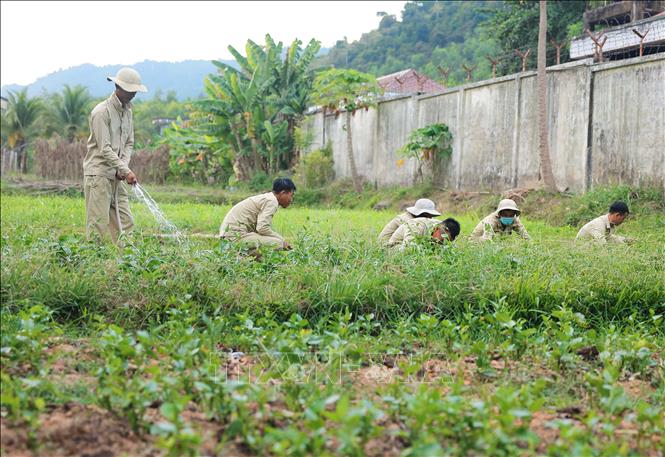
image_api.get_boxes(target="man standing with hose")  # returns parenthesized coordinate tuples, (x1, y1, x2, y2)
(83, 67, 146, 243)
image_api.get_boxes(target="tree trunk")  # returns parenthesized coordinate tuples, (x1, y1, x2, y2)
(345, 111, 363, 193)
(286, 117, 296, 169)
(229, 123, 251, 181)
(538, 0, 557, 191)
(18, 141, 28, 174)
(249, 138, 264, 173)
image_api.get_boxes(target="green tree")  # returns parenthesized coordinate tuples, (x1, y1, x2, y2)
(483, 0, 586, 74)
(315, 1, 498, 81)
(48, 84, 92, 142)
(2, 89, 43, 173)
(194, 34, 321, 180)
(132, 96, 190, 148)
(311, 69, 383, 192)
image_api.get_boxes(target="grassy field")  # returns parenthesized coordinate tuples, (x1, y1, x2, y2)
(1, 188, 664, 456)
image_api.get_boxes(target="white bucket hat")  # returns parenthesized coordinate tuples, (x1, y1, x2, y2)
(406, 198, 441, 216)
(496, 198, 520, 214)
(107, 67, 148, 93)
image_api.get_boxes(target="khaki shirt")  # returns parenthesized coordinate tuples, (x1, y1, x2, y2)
(378, 211, 415, 244)
(83, 93, 133, 179)
(576, 214, 626, 244)
(388, 217, 441, 249)
(470, 212, 530, 241)
(219, 192, 284, 241)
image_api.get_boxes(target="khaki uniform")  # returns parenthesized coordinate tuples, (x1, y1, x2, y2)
(378, 212, 415, 244)
(83, 93, 134, 242)
(388, 217, 441, 250)
(219, 192, 285, 248)
(576, 214, 626, 244)
(470, 212, 530, 241)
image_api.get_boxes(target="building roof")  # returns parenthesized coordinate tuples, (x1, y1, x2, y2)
(377, 68, 444, 95)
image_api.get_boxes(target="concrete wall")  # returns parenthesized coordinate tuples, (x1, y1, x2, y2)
(590, 58, 665, 189)
(303, 54, 665, 192)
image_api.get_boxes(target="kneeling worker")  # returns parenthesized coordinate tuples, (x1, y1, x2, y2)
(219, 178, 296, 250)
(388, 217, 461, 250)
(470, 198, 530, 242)
(576, 201, 631, 244)
(378, 198, 441, 244)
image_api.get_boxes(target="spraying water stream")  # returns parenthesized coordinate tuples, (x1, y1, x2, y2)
(132, 183, 186, 243)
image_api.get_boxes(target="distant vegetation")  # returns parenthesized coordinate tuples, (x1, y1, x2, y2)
(1, 1, 591, 187)
(315, 0, 586, 85)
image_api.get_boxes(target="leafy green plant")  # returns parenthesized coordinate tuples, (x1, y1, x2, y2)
(150, 397, 201, 457)
(294, 144, 335, 189)
(543, 306, 589, 370)
(1, 305, 59, 373)
(324, 395, 384, 456)
(398, 123, 452, 185)
(95, 325, 160, 433)
(0, 374, 53, 449)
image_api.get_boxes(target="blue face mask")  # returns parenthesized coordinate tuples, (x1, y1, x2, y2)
(500, 216, 514, 226)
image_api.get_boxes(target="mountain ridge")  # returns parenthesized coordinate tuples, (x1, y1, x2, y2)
(1, 59, 237, 100)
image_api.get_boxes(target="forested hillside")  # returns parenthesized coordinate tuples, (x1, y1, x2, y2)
(315, 0, 586, 85)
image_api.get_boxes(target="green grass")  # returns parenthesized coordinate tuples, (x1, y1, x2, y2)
(1, 190, 664, 456)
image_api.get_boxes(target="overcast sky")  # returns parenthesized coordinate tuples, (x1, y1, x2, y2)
(1, 1, 407, 86)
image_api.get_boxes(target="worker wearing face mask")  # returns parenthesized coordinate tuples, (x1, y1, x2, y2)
(469, 198, 530, 242)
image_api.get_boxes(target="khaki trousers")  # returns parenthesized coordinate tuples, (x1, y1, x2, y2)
(222, 232, 284, 248)
(84, 175, 134, 243)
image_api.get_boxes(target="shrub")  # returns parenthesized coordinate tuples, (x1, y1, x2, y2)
(294, 143, 335, 189)
(564, 185, 665, 227)
(248, 171, 273, 192)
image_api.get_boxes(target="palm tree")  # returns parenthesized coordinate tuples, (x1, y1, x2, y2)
(538, 0, 556, 191)
(52, 84, 92, 142)
(4, 89, 43, 173)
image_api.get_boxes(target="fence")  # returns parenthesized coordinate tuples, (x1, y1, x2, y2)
(29, 136, 170, 184)
(302, 53, 665, 192)
(1, 147, 21, 175)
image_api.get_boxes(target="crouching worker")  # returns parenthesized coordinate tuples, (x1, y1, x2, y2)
(388, 217, 460, 250)
(378, 198, 441, 244)
(576, 201, 632, 244)
(470, 199, 530, 242)
(219, 178, 296, 250)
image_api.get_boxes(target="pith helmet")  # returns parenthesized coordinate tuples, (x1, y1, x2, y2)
(107, 67, 147, 93)
(496, 199, 520, 214)
(406, 198, 441, 216)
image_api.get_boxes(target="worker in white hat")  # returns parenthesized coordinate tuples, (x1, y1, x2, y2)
(388, 217, 461, 250)
(470, 198, 530, 241)
(378, 198, 442, 244)
(83, 67, 147, 243)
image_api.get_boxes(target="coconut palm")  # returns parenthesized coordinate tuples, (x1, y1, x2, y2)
(4, 89, 43, 173)
(50, 84, 92, 142)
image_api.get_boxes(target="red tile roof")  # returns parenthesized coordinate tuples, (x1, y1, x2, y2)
(377, 69, 444, 95)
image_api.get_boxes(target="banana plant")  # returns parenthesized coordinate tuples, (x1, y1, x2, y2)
(188, 34, 321, 180)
